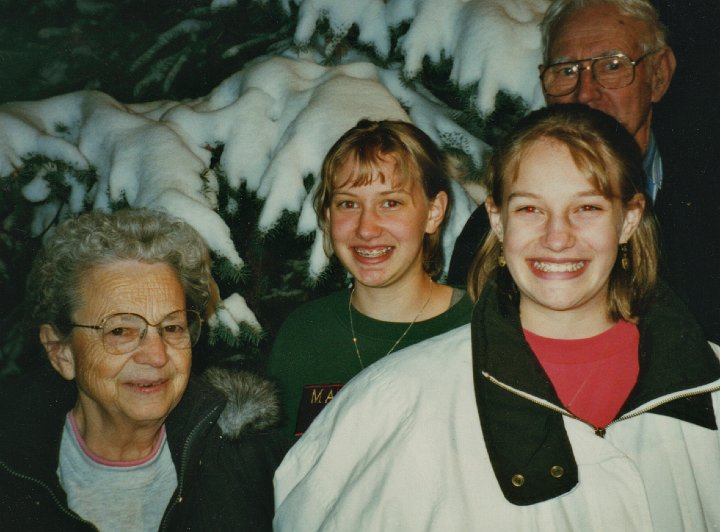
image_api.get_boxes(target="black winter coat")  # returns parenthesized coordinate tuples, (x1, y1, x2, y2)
(0, 366, 289, 531)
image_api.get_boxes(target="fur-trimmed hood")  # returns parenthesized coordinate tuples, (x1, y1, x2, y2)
(0, 367, 286, 530)
(200, 367, 281, 439)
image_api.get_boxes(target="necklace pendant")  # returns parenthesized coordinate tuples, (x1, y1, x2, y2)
(348, 283, 435, 371)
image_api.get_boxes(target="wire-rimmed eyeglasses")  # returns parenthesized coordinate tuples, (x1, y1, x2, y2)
(539, 50, 660, 97)
(71, 309, 203, 355)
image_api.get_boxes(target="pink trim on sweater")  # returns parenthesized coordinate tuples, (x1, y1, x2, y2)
(68, 411, 166, 467)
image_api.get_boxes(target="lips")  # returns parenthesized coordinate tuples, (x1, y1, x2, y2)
(353, 246, 393, 258)
(125, 379, 168, 393)
(531, 260, 586, 273)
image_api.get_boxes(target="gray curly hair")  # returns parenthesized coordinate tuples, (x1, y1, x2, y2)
(28, 208, 216, 338)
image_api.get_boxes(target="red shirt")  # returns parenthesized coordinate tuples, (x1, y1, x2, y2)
(524, 320, 640, 429)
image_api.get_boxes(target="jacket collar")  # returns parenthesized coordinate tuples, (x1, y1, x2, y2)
(1, 367, 280, 473)
(0, 367, 76, 500)
(471, 276, 720, 506)
(164, 377, 225, 469)
(0, 369, 224, 487)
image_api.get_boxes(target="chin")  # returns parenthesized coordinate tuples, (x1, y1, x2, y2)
(127, 405, 174, 425)
(125, 393, 180, 422)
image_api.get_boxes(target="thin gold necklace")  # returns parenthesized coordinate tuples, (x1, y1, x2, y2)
(348, 282, 434, 369)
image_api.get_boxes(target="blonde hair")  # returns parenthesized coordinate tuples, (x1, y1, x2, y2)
(314, 119, 452, 278)
(468, 104, 658, 322)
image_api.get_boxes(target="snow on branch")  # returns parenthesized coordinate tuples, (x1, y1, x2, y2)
(158, 56, 411, 276)
(1, 53, 485, 334)
(293, 0, 393, 57)
(0, 91, 244, 327)
(0, 95, 89, 176)
(284, 0, 547, 113)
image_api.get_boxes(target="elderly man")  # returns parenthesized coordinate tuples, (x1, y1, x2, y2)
(449, 0, 720, 342)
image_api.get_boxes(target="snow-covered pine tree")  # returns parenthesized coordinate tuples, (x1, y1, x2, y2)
(0, 0, 546, 376)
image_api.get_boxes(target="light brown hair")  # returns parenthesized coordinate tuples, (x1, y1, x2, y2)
(314, 119, 452, 278)
(468, 104, 658, 321)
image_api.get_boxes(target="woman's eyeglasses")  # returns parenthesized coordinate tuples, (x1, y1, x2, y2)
(72, 309, 203, 355)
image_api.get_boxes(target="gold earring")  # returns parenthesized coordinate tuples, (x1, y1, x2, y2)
(620, 243, 629, 271)
(498, 244, 507, 268)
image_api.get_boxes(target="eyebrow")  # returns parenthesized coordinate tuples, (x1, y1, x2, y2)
(332, 186, 413, 196)
(507, 189, 606, 201)
(549, 49, 628, 64)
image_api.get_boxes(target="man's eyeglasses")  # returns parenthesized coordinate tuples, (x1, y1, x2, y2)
(539, 50, 659, 97)
(72, 309, 203, 355)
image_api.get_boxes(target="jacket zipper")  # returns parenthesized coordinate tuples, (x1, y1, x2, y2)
(482, 370, 720, 437)
(604, 383, 720, 433)
(159, 404, 222, 531)
(0, 461, 98, 530)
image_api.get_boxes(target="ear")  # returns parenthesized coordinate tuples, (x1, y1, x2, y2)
(424, 191, 449, 234)
(619, 193, 645, 243)
(485, 197, 504, 242)
(650, 47, 676, 103)
(40, 324, 76, 381)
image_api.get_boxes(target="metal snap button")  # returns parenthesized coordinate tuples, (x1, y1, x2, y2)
(511, 474, 525, 487)
(550, 465, 565, 478)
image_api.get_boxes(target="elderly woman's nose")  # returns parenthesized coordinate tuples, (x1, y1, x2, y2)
(133, 327, 170, 366)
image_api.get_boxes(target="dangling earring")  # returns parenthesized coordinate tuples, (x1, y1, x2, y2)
(498, 244, 507, 268)
(620, 243, 629, 271)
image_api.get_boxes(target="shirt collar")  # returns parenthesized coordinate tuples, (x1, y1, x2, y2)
(644, 130, 663, 202)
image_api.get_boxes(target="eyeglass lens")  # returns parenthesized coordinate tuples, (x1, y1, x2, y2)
(542, 55, 635, 96)
(101, 310, 201, 354)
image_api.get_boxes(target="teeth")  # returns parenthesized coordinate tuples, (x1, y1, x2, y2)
(533, 261, 585, 273)
(355, 247, 392, 258)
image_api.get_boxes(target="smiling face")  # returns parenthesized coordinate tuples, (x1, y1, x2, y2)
(487, 138, 642, 335)
(328, 154, 447, 291)
(46, 260, 192, 434)
(544, 3, 675, 152)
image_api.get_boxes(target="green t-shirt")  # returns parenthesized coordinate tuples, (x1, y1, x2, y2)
(267, 288, 473, 436)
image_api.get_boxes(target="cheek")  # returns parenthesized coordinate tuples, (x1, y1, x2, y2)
(607, 86, 649, 126)
(172, 349, 192, 375)
(578, 218, 625, 263)
(500, 220, 533, 253)
(74, 352, 124, 394)
(545, 93, 570, 105)
(70, 336, 111, 381)
(597, 228, 623, 256)
(391, 217, 427, 248)
(329, 213, 354, 240)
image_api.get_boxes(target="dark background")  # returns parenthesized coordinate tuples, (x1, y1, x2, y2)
(1, 0, 718, 378)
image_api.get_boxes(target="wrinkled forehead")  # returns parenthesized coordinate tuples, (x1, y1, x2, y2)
(548, 4, 647, 61)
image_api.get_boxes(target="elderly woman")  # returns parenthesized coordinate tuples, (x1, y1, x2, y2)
(273, 105, 720, 530)
(0, 209, 287, 530)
